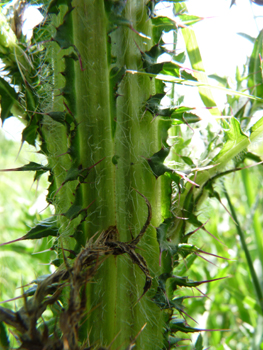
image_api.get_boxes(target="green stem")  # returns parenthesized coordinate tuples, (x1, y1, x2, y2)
(70, 0, 164, 347)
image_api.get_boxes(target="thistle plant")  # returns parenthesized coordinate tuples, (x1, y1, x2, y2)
(0, 1, 263, 349)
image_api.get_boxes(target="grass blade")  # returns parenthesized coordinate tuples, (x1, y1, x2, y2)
(223, 183, 263, 315)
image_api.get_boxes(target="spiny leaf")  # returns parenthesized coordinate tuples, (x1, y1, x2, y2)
(169, 319, 205, 333)
(147, 147, 171, 178)
(55, 158, 105, 196)
(145, 94, 201, 123)
(110, 66, 126, 137)
(31, 110, 75, 129)
(174, 51, 186, 63)
(167, 336, 189, 346)
(162, 62, 197, 82)
(106, 6, 149, 39)
(156, 218, 173, 253)
(61, 53, 78, 105)
(169, 318, 227, 333)
(0, 322, 9, 350)
(22, 114, 42, 146)
(48, 0, 73, 15)
(212, 118, 248, 164)
(169, 275, 228, 289)
(151, 16, 177, 42)
(145, 93, 166, 116)
(142, 44, 165, 70)
(177, 243, 231, 261)
(105, 0, 127, 16)
(0, 76, 18, 122)
(0, 217, 58, 247)
(51, 8, 84, 71)
(25, 218, 58, 240)
(47, 111, 73, 125)
(0, 162, 50, 173)
(62, 198, 95, 221)
(25, 85, 38, 112)
(52, 12, 74, 50)
(110, 66, 126, 94)
(47, 172, 56, 205)
(107, 14, 131, 32)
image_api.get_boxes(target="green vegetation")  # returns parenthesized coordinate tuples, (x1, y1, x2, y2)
(0, 1, 263, 349)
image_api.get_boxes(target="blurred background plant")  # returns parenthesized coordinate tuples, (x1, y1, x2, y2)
(0, 132, 54, 309)
(170, 15, 263, 349)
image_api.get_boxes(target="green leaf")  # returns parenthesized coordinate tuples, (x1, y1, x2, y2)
(163, 62, 197, 82)
(209, 74, 229, 86)
(48, 111, 70, 124)
(24, 217, 58, 240)
(62, 183, 95, 222)
(0, 217, 58, 247)
(110, 66, 126, 95)
(167, 336, 186, 346)
(63, 203, 84, 221)
(147, 147, 171, 178)
(53, 20, 74, 50)
(145, 93, 166, 116)
(151, 16, 177, 42)
(110, 66, 126, 137)
(22, 114, 42, 146)
(169, 319, 205, 333)
(156, 218, 172, 253)
(0, 77, 18, 122)
(0, 322, 9, 350)
(213, 118, 248, 164)
(250, 116, 263, 140)
(0, 162, 50, 173)
(48, 0, 72, 15)
(181, 24, 220, 115)
(180, 156, 196, 167)
(238, 32, 256, 44)
(174, 52, 186, 63)
(25, 86, 38, 112)
(169, 275, 227, 290)
(170, 318, 226, 334)
(194, 334, 203, 350)
(145, 95, 200, 124)
(178, 14, 203, 26)
(170, 107, 200, 123)
(63, 199, 95, 221)
(51, 258, 63, 267)
(248, 29, 263, 111)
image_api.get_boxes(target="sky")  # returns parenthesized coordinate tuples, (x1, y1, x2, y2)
(186, 0, 263, 77)
(2, 0, 263, 140)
